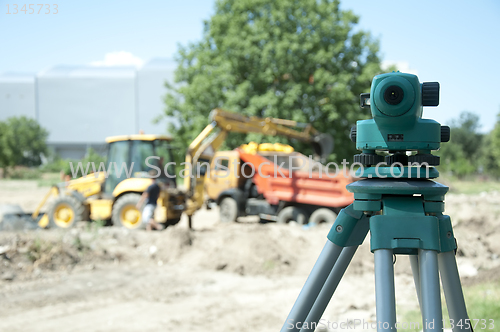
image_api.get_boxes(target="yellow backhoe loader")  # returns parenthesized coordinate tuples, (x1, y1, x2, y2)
(32, 135, 185, 229)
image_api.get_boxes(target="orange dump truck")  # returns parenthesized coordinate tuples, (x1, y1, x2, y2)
(205, 145, 354, 224)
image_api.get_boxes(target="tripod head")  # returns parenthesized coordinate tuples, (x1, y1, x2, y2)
(351, 72, 450, 178)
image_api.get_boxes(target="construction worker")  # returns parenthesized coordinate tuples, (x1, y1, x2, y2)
(136, 172, 163, 231)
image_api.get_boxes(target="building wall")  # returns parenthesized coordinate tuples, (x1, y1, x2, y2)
(0, 59, 175, 160)
(0, 73, 36, 120)
(136, 58, 175, 135)
(37, 66, 137, 145)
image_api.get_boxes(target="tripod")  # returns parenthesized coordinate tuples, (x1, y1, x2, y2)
(281, 177, 472, 332)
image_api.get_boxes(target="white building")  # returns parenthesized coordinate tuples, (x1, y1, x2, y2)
(0, 59, 175, 159)
(0, 73, 36, 119)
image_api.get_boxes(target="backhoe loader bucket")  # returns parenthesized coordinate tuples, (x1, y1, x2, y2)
(0, 204, 40, 231)
(0, 186, 57, 231)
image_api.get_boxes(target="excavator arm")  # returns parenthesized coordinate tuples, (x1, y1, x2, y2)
(184, 108, 333, 217)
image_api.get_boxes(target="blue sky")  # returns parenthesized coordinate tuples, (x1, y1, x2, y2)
(1, 0, 499, 132)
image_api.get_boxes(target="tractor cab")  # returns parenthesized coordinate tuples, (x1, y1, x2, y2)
(104, 135, 177, 194)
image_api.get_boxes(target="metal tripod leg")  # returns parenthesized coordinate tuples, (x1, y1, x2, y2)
(409, 246, 470, 331)
(280, 241, 343, 332)
(419, 249, 443, 331)
(409, 255, 423, 313)
(300, 245, 359, 332)
(281, 204, 369, 332)
(374, 249, 397, 331)
(439, 250, 472, 332)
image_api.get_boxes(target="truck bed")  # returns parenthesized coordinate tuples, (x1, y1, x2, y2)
(237, 149, 354, 208)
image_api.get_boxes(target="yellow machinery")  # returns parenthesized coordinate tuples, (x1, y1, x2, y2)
(183, 108, 333, 225)
(35, 135, 185, 229)
(32, 110, 331, 229)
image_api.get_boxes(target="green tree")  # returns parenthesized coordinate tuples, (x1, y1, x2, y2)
(0, 116, 49, 169)
(164, 0, 384, 162)
(448, 112, 482, 158)
(0, 121, 11, 168)
(482, 112, 500, 177)
(438, 111, 483, 177)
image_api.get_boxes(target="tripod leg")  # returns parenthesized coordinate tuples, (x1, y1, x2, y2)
(374, 249, 397, 331)
(282, 204, 369, 331)
(280, 241, 343, 332)
(418, 249, 443, 331)
(438, 251, 472, 332)
(299, 245, 359, 332)
(409, 255, 423, 313)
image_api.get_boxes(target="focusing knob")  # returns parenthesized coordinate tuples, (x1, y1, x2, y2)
(422, 82, 440, 106)
(385, 153, 408, 165)
(441, 126, 450, 142)
(353, 153, 384, 166)
(350, 126, 357, 143)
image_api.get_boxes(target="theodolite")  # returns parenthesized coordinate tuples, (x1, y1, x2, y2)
(281, 72, 472, 332)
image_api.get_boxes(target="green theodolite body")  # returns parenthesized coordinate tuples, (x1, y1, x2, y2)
(356, 72, 441, 152)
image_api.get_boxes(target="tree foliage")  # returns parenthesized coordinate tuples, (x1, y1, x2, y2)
(164, 0, 384, 162)
(438, 112, 483, 178)
(482, 112, 500, 177)
(0, 116, 49, 169)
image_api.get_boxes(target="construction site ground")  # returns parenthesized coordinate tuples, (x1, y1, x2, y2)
(1, 179, 500, 332)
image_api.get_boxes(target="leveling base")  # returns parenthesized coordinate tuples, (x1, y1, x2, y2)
(281, 178, 472, 332)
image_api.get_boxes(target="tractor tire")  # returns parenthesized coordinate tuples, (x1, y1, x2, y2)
(277, 206, 309, 225)
(219, 197, 238, 223)
(309, 208, 338, 225)
(112, 193, 143, 229)
(47, 196, 85, 229)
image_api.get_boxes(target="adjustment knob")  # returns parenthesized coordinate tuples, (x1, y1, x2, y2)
(441, 126, 450, 142)
(350, 126, 357, 143)
(422, 82, 440, 106)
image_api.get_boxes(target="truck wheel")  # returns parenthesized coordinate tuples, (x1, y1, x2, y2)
(112, 193, 143, 229)
(47, 196, 85, 229)
(309, 208, 338, 224)
(277, 206, 308, 225)
(219, 197, 238, 223)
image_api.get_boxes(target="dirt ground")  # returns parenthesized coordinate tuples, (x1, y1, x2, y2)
(1, 180, 500, 332)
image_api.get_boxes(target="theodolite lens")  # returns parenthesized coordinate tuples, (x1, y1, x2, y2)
(383, 85, 404, 105)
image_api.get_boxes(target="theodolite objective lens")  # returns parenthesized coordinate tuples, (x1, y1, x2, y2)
(383, 85, 404, 105)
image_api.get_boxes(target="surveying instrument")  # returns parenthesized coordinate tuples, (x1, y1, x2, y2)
(281, 72, 473, 332)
